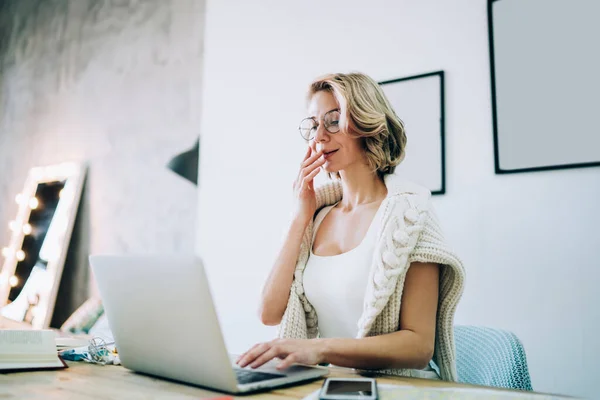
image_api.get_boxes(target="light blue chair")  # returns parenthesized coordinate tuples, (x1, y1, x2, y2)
(454, 325, 533, 391)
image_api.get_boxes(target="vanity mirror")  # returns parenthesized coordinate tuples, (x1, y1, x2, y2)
(0, 162, 86, 329)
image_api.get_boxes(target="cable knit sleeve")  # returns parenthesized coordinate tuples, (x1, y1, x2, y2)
(277, 281, 309, 339)
(409, 202, 466, 382)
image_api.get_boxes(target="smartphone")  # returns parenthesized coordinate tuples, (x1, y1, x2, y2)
(318, 377, 378, 400)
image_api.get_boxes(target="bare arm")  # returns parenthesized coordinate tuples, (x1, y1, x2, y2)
(258, 219, 309, 325)
(258, 147, 324, 326)
(242, 262, 440, 370)
(319, 262, 440, 369)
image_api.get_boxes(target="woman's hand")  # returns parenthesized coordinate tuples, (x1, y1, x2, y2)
(293, 147, 325, 226)
(236, 338, 327, 370)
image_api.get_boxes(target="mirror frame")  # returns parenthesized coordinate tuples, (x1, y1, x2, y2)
(0, 161, 87, 329)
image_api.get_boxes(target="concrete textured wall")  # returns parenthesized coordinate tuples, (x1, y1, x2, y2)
(0, 0, 205, 320)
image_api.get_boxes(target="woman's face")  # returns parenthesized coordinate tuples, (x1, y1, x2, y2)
(307, 91, 366, 174)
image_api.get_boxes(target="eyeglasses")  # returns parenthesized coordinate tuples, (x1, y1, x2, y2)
(298, 109, 341, 141)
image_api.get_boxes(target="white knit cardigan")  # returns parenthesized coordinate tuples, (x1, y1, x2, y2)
(277, 174, 465, 381)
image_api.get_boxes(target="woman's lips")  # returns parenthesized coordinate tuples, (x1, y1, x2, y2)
(323, 149, 338, 160)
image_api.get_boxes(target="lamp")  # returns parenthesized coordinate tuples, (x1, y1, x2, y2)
(166, 139, 199, 185)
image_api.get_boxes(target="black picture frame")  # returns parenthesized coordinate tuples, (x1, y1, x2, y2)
(488, 0, 600, 174)
(379, 71, 446, 195)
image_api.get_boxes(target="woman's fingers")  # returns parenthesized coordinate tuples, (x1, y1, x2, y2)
(276, 353, 299, 370)
(302, 164, 322, 191)
(296, 147, 315, 185)
(249, 346, 285, 369)
(301, 149, 324, 169)
(236, 343, 259, 363)
(302, 146, 312, 162)
(237, 343, 269, 367)
(239, 340, 313, 371)
(298, 156, 325, 182)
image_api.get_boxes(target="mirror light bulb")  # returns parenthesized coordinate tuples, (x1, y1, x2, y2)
(23, 224, 32, 235)
(9, 276, 18, 287)
(29, 197, 39, 209)
(15, 250, 25, 261)
(1, 247, 9, 257)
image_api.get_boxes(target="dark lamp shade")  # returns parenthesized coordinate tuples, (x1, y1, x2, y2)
(166, 139, 199, 185)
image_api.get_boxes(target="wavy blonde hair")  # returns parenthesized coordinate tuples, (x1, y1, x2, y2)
(308, 72, 407, 178)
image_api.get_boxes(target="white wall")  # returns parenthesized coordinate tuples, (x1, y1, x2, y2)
(196, 1, 600, 398)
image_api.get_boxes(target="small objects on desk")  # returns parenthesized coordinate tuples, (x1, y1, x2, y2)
(55, 336, 90, 350)
(59, 336, 120, 365)
(318, 377, 378, 400)
(55, 336, 90, 346)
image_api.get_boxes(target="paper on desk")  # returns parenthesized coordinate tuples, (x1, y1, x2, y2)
(302, 383, 567, 400)
(55, 337, 90, 350)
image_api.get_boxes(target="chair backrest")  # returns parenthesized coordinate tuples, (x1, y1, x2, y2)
(454, 325, 533, 391)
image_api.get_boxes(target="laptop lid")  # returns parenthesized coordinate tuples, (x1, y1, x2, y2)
(90, 255, 239, 393)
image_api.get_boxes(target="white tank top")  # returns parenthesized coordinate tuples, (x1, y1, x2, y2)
(302, 202, 440, 377)
(303, 203, 381, 339)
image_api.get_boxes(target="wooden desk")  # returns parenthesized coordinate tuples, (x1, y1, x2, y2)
(0, 362, 572, 400)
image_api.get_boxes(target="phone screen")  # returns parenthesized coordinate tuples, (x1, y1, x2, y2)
(325, 380, 373, 396)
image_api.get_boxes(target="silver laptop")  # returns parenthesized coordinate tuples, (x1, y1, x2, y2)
(90, 255, 327, 394)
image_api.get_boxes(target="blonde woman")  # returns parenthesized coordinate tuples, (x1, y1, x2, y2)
(237, 73, 465, 381)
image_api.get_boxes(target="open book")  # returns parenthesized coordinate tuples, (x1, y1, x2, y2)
(0, 329, 67, 371)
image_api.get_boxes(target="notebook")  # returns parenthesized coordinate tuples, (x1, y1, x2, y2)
(0, 329, 67, 371)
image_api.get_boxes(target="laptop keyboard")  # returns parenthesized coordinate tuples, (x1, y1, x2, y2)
(234, 369, 284, 385)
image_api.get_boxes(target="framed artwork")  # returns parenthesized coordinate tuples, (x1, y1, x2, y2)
(379, 71, 446, 195)
(0, 162, 87, 329)
(489, 0, 600, 173)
